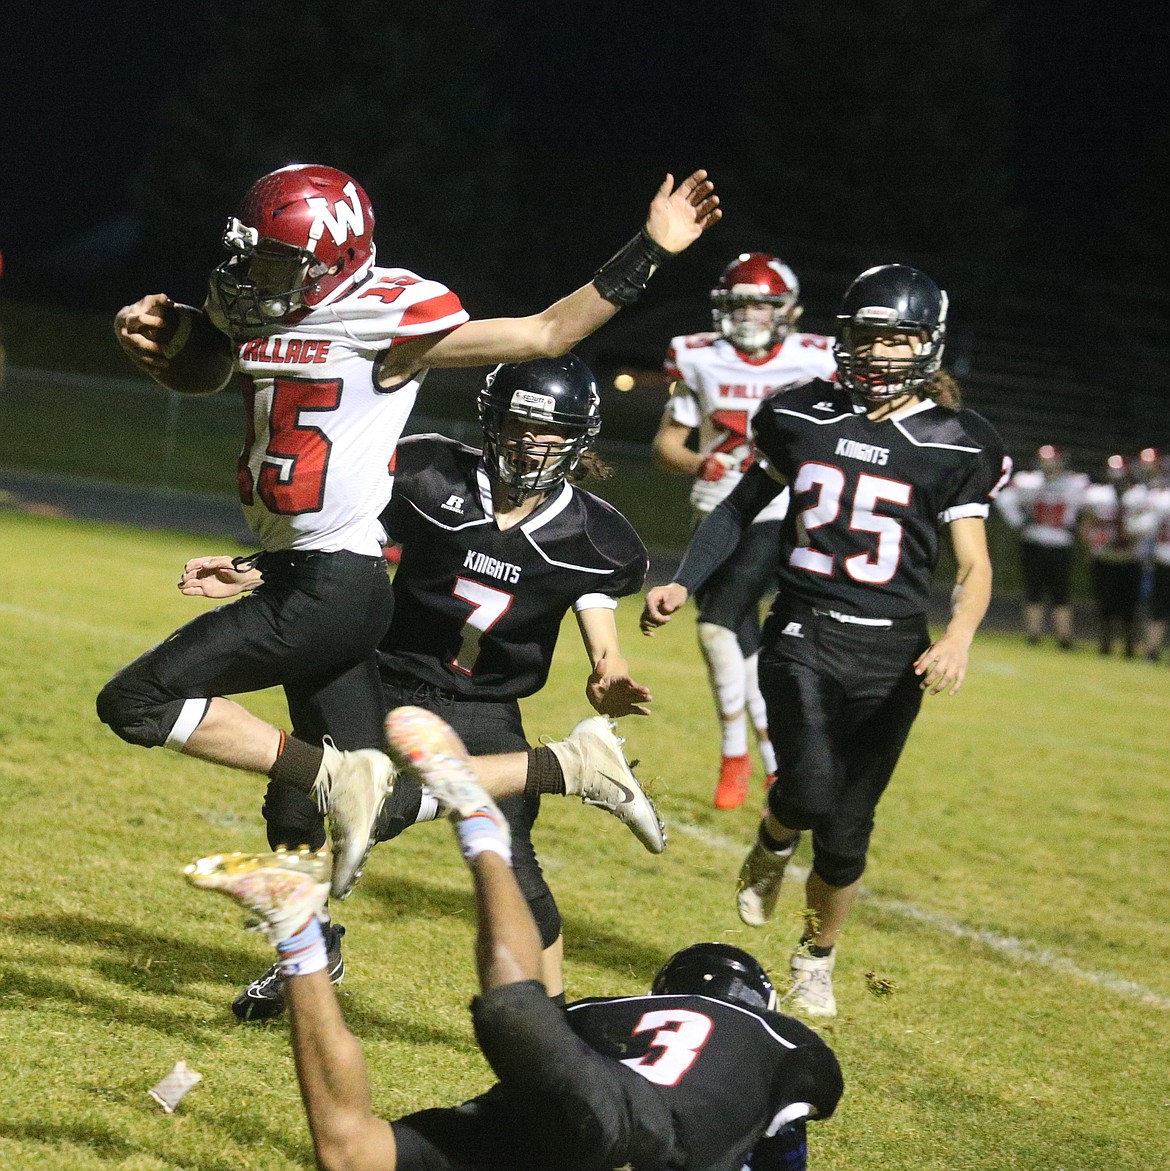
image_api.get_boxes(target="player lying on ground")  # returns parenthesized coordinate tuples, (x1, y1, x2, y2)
(187, 706, 842, 1171)
(180, 355, 661, 1016)
(101, 163, 717, 903)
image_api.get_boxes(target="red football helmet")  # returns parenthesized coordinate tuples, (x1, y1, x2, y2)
(1037, 444, 1066, 473)
(212, 164, 376, 330)
(710, 252, 801, 353)
(1105, 453, 1131, 482)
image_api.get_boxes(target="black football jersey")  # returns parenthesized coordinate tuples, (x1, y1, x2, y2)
(753, 379, 1009, 619)
(566, 992, 842, 1171)
(378, 435, 648, 699)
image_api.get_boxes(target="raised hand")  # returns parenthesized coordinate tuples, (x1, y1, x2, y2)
(645, 170, 721, 254)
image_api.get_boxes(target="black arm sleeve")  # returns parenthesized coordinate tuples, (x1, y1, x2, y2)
(674, 464, 785, 593)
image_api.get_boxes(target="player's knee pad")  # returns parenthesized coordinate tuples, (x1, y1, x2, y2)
(95, 672, 207, 750)
(697, 622, 747, 716)
(262, 780, 326, 851)
(811, 843, 867, 888)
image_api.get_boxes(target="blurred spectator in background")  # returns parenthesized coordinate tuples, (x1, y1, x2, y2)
(651, 253, 835, 809)
(995, 445, 1087, 649)
(1080, 455, 1153, 657)
(1138, 449, 1170, 662)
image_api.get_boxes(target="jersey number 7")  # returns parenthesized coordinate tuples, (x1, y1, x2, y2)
(450, 577, 514, 675)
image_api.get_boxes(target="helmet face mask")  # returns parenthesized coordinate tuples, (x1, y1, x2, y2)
(211, 164, 375, 332)
(652, 943, 777, 1012)
(711, 253, 801, 354)
(478, 356, 602, 504)
(834, 265, 948, 404)
(213, 226, 332, 329)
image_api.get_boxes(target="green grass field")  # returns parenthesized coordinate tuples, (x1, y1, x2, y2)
(1, 508, 1167, 1170)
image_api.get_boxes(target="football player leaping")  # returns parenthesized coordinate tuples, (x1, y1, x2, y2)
(643, 265, 1009, 1018)
(100, 163, 718, 902)
(182, 355, 662, 1020)
(651, 254, 836, 809)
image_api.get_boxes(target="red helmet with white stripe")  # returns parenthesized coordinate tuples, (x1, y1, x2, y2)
(212, 164, 376, 330)
(710, 252, 801, 353)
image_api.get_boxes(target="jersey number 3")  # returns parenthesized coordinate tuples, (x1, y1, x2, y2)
(238, 377, 342, 514)
(620, 1009, 714, 1087)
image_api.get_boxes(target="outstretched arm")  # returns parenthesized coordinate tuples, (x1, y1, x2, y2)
(577, 605, 653, 718)
(379, 171, 720, 378)
(914, 516, 992, 696)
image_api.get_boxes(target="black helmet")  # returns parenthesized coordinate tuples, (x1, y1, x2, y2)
(834, 264, 948, 403)
(652, 943, 777, 1012)
(478, 354, 602, 502)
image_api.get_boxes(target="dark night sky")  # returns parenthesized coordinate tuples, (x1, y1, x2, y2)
(2, 2, 1169, 291)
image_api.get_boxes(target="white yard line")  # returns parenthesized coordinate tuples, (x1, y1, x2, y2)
(0, 601, 142, 641)
(671, 818, 1170, 1009)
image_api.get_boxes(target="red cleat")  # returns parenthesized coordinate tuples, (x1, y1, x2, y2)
(714, 754, 752, 809)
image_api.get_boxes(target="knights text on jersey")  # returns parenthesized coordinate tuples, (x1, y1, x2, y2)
(218, 266, 469, 556)
(664, 331, 837, 519)
(753, 379, 1009, 618)
(378, 435, 648, 700)
(566, 993, 842, 1171)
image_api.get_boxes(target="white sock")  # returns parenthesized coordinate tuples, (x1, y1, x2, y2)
(758, 739, 778, 774)
(455, 812, 512, 866)
(721, 714, 749, 757)
(276, 916, 328, 977)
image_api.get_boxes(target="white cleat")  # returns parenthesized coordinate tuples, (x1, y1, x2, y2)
(383, 706, 509, 837)
(736, 837, 794, 927)
(547, 716, 665, 854)
(184, 847, 331, 944)
(313, 738, 393, 900)
(785, 949, 837, 1018)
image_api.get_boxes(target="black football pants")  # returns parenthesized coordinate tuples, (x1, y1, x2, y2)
(96, 550, 392, 760)
(759, 599, 931, 888)
(695, 518, 783, 657)
(262, 675, 563, 948)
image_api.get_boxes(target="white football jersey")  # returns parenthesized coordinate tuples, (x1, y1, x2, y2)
(664, 331, 837, 519)
(1146, 487, 1170, 565)
(1081, 482, 1152, 562)
(994, 469, 1088, 547)
(215, 267, 469, 555)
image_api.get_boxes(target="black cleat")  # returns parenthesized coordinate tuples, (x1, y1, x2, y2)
(231, 923, 346, 1022)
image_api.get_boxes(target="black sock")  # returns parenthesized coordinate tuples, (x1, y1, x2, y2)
(525, 746, 566, 800)
(268, 734, 325, 795)
(803, 942, 834, 959)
